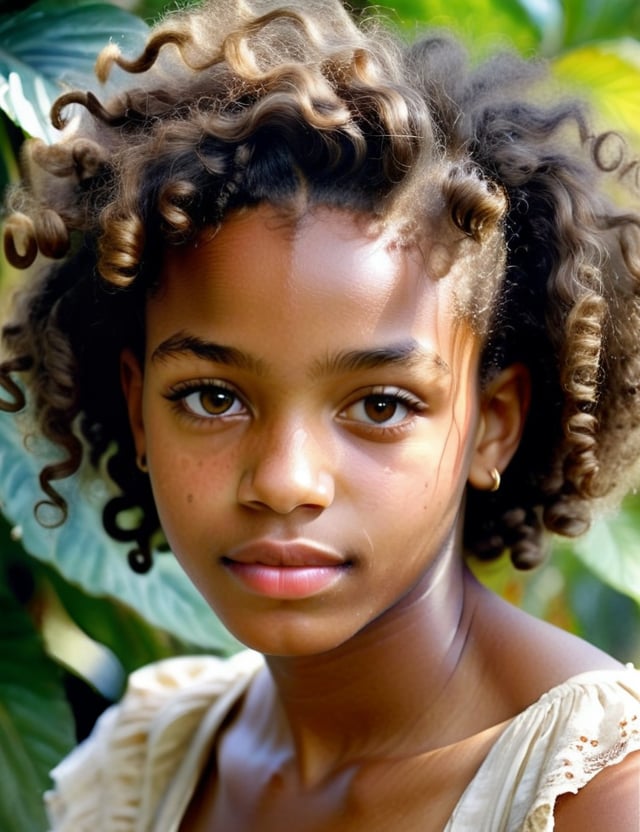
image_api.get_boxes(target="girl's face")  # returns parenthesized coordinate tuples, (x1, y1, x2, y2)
(122, 205, 502, 656)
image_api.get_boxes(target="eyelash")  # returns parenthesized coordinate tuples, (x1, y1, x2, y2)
(165, 380, 246, 421)
(339, 387, 426, 436)
(164, 381, 426, 434)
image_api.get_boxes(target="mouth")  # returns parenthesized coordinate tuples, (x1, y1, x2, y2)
(221, 540, 351, 600)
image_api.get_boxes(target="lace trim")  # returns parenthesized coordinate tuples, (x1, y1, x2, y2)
(45, 651, 262, 831)
(523, 675, 640, 832)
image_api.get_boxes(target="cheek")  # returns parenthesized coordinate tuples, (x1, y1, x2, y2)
(356, 430, 470, 537)
(158, 458, 225, 494)
(349, 456, 431, 527)
(146, 443, 235, 543)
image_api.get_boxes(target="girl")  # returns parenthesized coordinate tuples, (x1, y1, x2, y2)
(2, 0, 640, 829)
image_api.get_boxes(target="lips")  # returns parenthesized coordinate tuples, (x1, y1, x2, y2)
(224, 540, 345, 567)
(221, 540, 349, 600)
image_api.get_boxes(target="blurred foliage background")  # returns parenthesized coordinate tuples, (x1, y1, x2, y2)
(0, 0, 639, 828)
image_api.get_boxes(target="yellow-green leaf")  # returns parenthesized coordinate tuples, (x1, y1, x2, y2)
(377, 0, 543, 56)
(553, 40, 640, 146)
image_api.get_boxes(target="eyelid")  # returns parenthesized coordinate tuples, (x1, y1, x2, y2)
(342, 385, 426, 410)
(339, 385, 427, 430)
(165, 377, 238, 399)
(164, 378, 248, 420)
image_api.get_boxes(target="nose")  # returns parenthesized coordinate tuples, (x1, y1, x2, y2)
(238, 424, 334, 514)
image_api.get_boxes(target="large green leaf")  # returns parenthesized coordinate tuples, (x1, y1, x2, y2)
(134, 0, 200, 23)
(560, 0, 640, 49)
(553, 39, 640, 146)
(381, 0, 544, 56)
(0, 116, 19, 187)
(0, 556, 75, 831)
(557, 546, 640, 663)
(0, 409, 241, 653)
(0, 1, 149, 141)
(386, 0, 640, 53)
(45, 561, 211, 676)
(472, 540, 640, 663)
(557, 494, 640, 608)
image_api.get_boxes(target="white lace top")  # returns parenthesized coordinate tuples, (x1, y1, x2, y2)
(45, 652, 640, 832)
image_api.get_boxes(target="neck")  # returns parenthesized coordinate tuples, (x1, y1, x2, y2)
(249, 537, 485, 785)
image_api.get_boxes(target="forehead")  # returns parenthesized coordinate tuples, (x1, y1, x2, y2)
(146, 205, 480, 370)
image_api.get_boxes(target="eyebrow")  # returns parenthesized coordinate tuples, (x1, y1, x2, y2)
(151, 332, 267, 375)
(151, 331, 449, 379)
(310, 339, 450, 379)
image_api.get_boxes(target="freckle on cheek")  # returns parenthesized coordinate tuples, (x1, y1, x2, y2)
(187, 494, 194, 504)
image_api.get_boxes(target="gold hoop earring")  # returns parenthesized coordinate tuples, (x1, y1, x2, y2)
(489, 468, 501, 492)
(136, 454, 149, 474)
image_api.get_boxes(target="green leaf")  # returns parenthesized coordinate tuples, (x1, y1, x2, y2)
(472, 538, 640, 663)
(0, 409, 241, 654)
(560, 495, 640, 607)
(133, 0, 200, 24)
(557, 546, 640, 663)
(560, 0, 640, 49)
(382, 0, 544, 56)
(0, 558, 74, 831)
(0, 1, 149, 141)
(46, 563, 208, 676)
(553, 39, 640, 146)
(0, 115, 20, 187)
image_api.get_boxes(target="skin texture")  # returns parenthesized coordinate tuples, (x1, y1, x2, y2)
(123, 206, 512, 657)
(121, 205, 637, 830)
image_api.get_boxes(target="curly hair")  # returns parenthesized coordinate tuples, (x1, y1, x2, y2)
(2, 0, 640, 573)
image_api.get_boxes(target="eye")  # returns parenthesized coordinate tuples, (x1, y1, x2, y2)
(166, 382, 246, 419)
(341, 388, 424, 428)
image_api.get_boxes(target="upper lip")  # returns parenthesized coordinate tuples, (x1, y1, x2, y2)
(223, 540, 346, 567)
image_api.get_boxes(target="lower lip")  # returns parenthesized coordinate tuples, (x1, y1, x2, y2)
(223, 562, 346, 600)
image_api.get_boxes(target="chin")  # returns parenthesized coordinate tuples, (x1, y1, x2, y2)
(220, 614, 361, 659)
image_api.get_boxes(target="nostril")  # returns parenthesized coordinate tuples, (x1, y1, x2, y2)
(236, 430, 335, 512)
(237, 473, 334, 514)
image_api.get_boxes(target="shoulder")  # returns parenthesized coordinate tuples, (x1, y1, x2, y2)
(450, 648, 640, 830)
(473, 582, 624, 708)
(45, 651, 263, 831)
(553, 748, 640, 832)
(518, 666, 640, 831)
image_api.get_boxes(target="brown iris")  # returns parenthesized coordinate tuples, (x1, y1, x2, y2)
(363, 395, 400, 423)
(199, 387, 236, 415)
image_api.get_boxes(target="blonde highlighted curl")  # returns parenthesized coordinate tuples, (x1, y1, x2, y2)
(2, 0, 640, 572)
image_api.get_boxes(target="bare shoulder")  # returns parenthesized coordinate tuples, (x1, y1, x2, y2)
(471, 577, 623, 708)
(553, 749, 640, 831)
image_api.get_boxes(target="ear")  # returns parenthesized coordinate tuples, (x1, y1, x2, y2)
(120, 348, 146, 460)
(468, 363, 531, 491)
